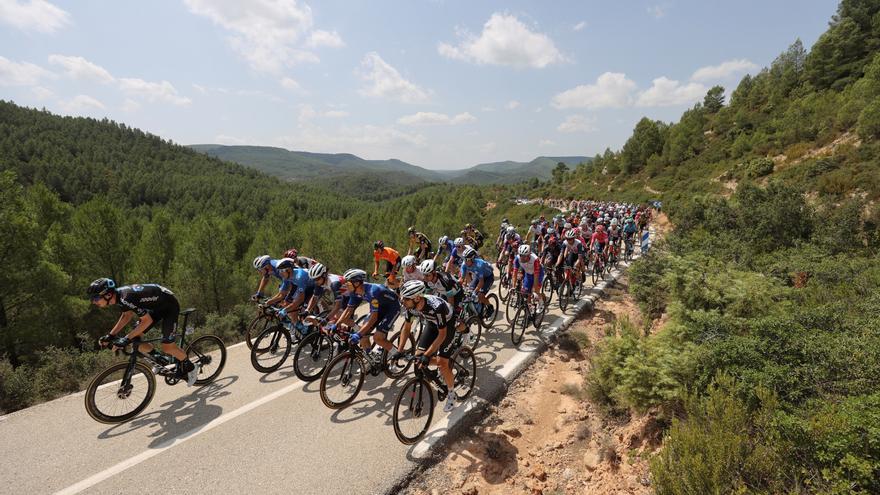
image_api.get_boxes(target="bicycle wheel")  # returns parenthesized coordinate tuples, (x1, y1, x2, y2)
(293, 331, 332, 381)
(574, 275, 585, 299)
(384, 330, 417, 379)
(459, 316, 482, 349)
(591, 263, 600, 285)
(541, 277, 554, 307)
(559, 280, 571, 312)
(451, 346, 477, 399)
(511, 305, 528, 345)
(533, 298, 548, 329)
(245, 314, 271, 349)
(319, 352, 366, 409)
(250, 325, 291, 374)
(479, 293, 499, 330)
(504, 292, 518, 324)
(392, 377, 435, 445)
(187, 335, 226, 385)
(84, 361, 156, 424)
(497, 272, 510, 303)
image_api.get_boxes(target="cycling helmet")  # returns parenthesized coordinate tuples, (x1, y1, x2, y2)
(596, 224, 605, 233)
(506, 226, 516, 235)
(564, 222, 572, 229)
(611, 218, 619, 226)
(276, 258, 296, 270)
(530, 219, 538, 226)
(502, 217, 509, 223)
(571, 228, 580, 237)
(283, 248, 298, 259)
(253, 255, 271, 270)
(343, 268, 367, 283)
(373, 240, 384, 250)
(465, 223, 473, 229)
(308, 263, 327, 279)
(518, 244, 531, 256)
(565, 230, 577, 239)
(418, 259, 437, 275)
(401, 255, 417, 268)
(439, 235, 449, 246)
(87, 278, 116, 297)
(547, 228, 556, 235)
(407, 226, 416, 235)
(400, 280, 427, 300)
(462, 247, 478, 259)
(453, 237, 464, 247)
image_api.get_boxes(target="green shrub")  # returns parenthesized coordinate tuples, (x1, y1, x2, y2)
(745, 157, 775, 178)
(857, 98, 880, 141)
(586, 319, 641, 413)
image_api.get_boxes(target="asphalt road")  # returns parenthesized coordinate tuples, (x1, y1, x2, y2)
(0, 257, 638, 495)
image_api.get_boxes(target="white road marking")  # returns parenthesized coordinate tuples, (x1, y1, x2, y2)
(54, 377, 306, 495)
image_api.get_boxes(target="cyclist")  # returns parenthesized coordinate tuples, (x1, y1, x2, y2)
(623, 217, 638, 257)
(265, 258, 315, 337)
(460, 247, 495, 311)
(283, 248, 316, 269)
(401, 255, 425, 283)
(88, 278, 198, 386)
(608, 218, 622, 262)
(541, 228, 564, 286)
(433, 235, 455, 264)
(251, 254, 284, 302)
(306, 263, 349, 323)
(419, 259, 464, 314)
(445, 237, 469, 275)
(337, 268, 401, 368)
(558, 230, 587, 279)
(372, 240, 401, 288)
(526, 219, 543, 254)
(463, 223, 485, 250)
(398, 280, 459, 412)
(589, 224, 609, 269)
(495, 218, 509, 252)
(407, 227, 433, 262)
(497, 226, 521, 276)
(514, 245, 545, 312)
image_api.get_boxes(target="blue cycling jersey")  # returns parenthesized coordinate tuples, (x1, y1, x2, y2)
(347, 283, 400, 314)
(438, 239, 455, 257)
(279, 268, 315, 297)
(460, 258, 493, 280)
(263, 259, 285, 281)
(623, 223, 637, 234)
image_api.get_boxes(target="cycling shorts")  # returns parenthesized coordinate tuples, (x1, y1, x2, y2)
(564, 252, 581, 268)
(144, 299, 180, 344)
(522, 271, 543, 292)
(594, 242, 606, 254)
(373, 306, 400, 334)
(384, 258, 401, 274)
(417, 321, 457, 359)
(469, 273, 494, 294)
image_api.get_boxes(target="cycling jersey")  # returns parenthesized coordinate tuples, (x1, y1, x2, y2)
(279, 268, 315, 301)
(116, 284, 180, 343)
(437, 238, 455, 258)
(424, 270, 463, 307)
(461, 258, 494, 280)
(374, 247, 400, 264)
(406, 295, 457, 359)
(608, 226, 622, 240)
(314, 274, 348, 302)
(402, 267, 425, 282)
(528, 225, 542, 239)
(262, 259, 285, 281)
(347, 282, 400, 333)
(515, 253, 542, 276)
(562, 238, 586, 256)
(590, 231, 609, 246)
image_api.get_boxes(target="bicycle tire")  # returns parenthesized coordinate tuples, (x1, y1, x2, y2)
(504, 291, 518, 324)
(392, 377, 435, 445)
(479, 293, 499, 330)
(293, 331, 332, 381)
(559, 280, 571, 312)
(319, 352, 365, 409)
(497, 272, 510, 303)
(591, 263, 600, 285)
(541, 277, 554, 307)
(250, 325, 292, 374)
(384, 330, 417, 380)
(245, 314, 271, 349)
(533, 298, 547, 329)
(187, 334, 227, 384)
(460, 315, 482, 349)
(511, 305, 527, 345)
(84, 361, 156, 424)
(451, 346, 477, 399)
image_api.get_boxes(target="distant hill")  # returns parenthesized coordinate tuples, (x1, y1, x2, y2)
(189, 144, 588, 186)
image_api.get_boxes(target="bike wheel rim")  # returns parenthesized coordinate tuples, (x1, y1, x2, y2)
(89, 364, 152, 421)
(394, 379, 434, 444)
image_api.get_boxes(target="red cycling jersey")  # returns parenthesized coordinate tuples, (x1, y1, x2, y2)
(590, 231, 608, 247)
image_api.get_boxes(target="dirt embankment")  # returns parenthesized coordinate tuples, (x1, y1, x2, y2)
(404, 276, 664, 495)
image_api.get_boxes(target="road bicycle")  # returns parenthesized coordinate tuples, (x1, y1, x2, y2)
(84, 308, 226, 423)
(558, 264, 585, 312)
(459, 288, 498, 334)
(591, 252, 606, 286)
(318, 321, 417, 409)
(496, 261, 512, 303)
(244, 300, 279, 349)
(391, 346, 477, 444)
(510, 287, 547, 345)
(249, 307, 329, 373)
(624, 235, 635, 263)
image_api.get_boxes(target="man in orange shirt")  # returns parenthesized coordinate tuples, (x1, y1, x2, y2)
(372, 240, 401, 288)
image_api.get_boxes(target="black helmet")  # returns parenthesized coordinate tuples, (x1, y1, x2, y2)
(407, 226, 416, 235)
(374, 240, 384, 250)
(87, 278, 116, 298)
(276, 258, 296, 270)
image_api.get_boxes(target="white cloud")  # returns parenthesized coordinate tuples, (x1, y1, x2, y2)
(31, 85, 53, 99)
(539, 139, 556, 147)
(0, 0, 69, 33)
(551, 72, 637, 109)
(438, 13, 565, 69)
(647, 5, 666, 18)
(0, 56, 53, 85)
(691, 59, 758, 82)
(397, 111, 475, 126)
(183, 0, 322, 73)
(298, 104, 349, 123)
(48, 55, 114, 83)
(58, 94, 105, 114)
(557, 115, 597, 133)
(121, 99, 141, 112)
(118, 78, 191, 106)
(505, 100, 520, 110)
(280, 76, 303, 91)
(573, 21, 586, 31)
(357, 52, 431, 103)
(306, 29, 344, 48)
(636, 76, 707, 106)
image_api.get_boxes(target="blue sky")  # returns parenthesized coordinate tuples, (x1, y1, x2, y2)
(1, 0, 837, 169)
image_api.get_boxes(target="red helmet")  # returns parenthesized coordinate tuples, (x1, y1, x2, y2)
(596, 225, 605, 233)
(283, 248, 298, 259)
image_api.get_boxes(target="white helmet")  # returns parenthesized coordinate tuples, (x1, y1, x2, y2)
(439, 235, 449, 246)
(518, 244, 531, 256)
(253, 255, 271, 270)
(308, 262, 327, 279)
(400, 280, 427, 299)
(610, 218, 619, 226)
(418, 259, 437, 275)
(401, 255, 417, 268)
(454, 237, 464, 247)
(506, 226, 516, 235)
(462, 246, 478, 259)
(343, 268, 367, 283)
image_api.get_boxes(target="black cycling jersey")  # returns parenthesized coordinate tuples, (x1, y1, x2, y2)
(404, 294, 453, 329)
(116, 284, 180, 343)
(296, 256, 316, 269)
(424, 270, 463, 308)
